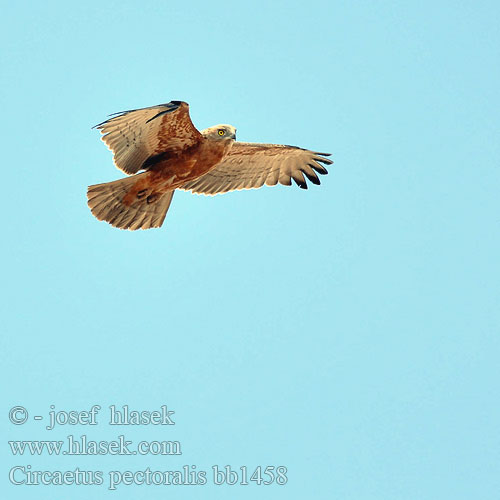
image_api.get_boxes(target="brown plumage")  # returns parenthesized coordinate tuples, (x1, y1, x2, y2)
(87, 100, 332, 230)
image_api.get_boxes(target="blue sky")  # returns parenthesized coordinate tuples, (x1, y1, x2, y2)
(1, 1, 499, 499)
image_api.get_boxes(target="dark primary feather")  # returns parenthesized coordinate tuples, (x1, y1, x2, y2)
(93, 101, 185, 129)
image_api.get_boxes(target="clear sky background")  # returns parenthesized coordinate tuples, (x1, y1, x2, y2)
(1, 1, 499, 499)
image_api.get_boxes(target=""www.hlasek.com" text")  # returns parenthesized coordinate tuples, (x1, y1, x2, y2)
(9, 435, 181, 456)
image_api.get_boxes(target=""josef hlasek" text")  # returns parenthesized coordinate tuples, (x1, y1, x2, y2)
(46, 405, 174, 430)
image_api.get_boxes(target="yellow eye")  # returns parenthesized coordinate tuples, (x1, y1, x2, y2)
(218, 129, 225, 136)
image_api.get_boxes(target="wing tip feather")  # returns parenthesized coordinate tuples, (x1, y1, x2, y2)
(92, 100, 189, 129)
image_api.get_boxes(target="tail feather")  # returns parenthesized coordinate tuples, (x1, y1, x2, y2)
(87, 175, 174, 230)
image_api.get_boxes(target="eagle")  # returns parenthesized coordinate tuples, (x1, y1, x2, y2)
(87, 101, 332, 230)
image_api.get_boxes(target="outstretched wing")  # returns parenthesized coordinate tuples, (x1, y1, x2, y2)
(179, 142, 332, 195)
(94, 100, 202, 175)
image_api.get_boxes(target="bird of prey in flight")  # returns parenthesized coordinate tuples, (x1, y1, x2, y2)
(87, 101, 332, 230)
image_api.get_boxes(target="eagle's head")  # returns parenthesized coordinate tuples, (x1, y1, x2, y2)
(201, 124, 237, 141)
